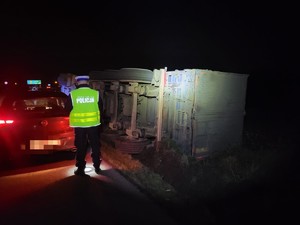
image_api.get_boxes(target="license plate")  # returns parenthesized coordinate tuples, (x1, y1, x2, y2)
(30, 140, 62, 150)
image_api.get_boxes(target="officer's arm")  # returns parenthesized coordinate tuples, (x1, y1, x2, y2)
(98, 94, 104, 123)
(65, 95, 73, 112)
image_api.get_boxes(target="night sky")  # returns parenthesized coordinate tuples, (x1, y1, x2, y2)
(0, 1, 297, 110)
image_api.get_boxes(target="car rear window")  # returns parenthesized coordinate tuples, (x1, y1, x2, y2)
(13, 97, 66, 112)
(0, 92, 69, 117)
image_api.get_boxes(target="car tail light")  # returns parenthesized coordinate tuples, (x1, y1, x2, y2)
(0, 119, 14, 126)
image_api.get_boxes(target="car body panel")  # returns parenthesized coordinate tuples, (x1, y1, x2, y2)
(0, 89, 75, 157)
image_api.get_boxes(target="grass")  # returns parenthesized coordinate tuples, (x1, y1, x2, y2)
(100, 142, 179, 203)
(100, 111, 299, 224)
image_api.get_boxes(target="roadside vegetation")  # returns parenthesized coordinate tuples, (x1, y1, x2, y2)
(100, 111, 298, 224)
(102, 127, 291, 200)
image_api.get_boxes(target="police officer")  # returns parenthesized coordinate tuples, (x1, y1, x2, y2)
(66, 75, 103, 175)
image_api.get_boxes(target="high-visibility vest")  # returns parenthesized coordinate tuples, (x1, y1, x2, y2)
(69, 87, 100, 127)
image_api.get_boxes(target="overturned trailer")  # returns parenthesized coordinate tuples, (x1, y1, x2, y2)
(87, 68, 248, 157)
(59, 68, 248, 157)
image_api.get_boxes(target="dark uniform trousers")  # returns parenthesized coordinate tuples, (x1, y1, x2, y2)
(74, 126, 101, 169)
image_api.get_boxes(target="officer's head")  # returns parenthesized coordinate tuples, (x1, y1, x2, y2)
(75, 75, 90, 86)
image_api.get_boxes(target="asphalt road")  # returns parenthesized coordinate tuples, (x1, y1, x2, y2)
(0, 154, 178, 225)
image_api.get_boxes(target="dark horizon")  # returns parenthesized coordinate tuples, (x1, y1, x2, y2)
(0, 1, 297, 111)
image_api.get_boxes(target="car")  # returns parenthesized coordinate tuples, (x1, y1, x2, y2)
(0, 88, 76, 162)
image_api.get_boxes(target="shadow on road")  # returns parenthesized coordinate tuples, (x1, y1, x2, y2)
(0, 168, 178, 225)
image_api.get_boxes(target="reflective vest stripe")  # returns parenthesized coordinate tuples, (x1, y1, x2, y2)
(73, 112, 98, 117)
(72, 117, 98, 123)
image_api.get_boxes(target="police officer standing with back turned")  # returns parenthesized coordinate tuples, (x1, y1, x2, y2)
(65, 75, 103, 176)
